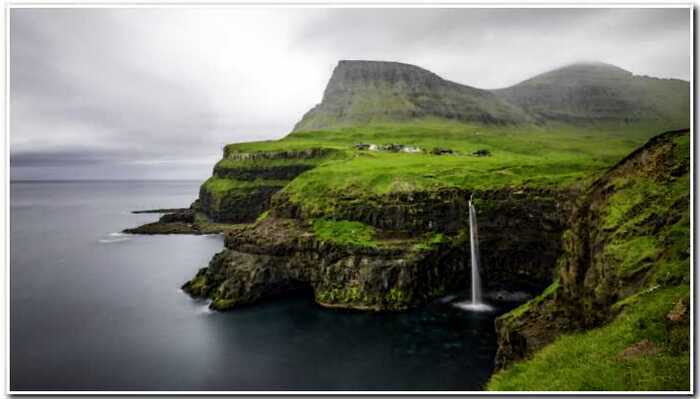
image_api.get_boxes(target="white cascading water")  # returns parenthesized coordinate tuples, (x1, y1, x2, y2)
(453, 196, 492, 312)
(468, 199, 482, 305)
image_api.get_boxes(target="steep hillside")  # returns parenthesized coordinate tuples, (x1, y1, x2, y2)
(295, 61, 690, 132)
(488, 129, 690, 390)
(493, 62, 690, 126)
(293, 60, 531, 131)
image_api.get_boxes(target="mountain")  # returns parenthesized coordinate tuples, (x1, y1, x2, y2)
(293, 60, 532, 131)
(293, 60, 690, 131)
(493, 62, 690, 126)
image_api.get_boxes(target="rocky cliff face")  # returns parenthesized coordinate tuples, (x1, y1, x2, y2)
(293, 60, 531, 131)
(182, 185, 574, 311)
(183, 216, 468, 311)
(493, 128, 690, 370)
(197, 147, 339, 223)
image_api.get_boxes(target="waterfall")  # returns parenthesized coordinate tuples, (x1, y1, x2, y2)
(453, 196, 492, 312)
(469, 199, 482, 305)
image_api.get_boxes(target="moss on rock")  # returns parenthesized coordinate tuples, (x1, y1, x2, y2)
(488, 129, 690, 390)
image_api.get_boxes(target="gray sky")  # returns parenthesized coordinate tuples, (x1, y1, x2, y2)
(10, 7, 691, 180)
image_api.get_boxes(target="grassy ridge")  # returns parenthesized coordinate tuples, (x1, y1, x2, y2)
(261, 119, 674, 215)
(312, 219, 378, 248)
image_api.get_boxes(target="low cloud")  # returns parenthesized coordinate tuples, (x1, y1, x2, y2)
(10, 7, 690, 180)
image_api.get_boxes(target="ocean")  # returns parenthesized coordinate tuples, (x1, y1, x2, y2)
(10, 180, 508, 391)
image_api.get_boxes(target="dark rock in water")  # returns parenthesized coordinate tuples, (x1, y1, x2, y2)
(126, 208, 198, 234)
(473, 149, 491, 157)
(158, 209, 194, 224)
(430, 147, 453, 155)
(124, 222, 201, 235)
(131, 208, 189, 214)
(124, 208, 238, 235)
(183, 216, 468, 312)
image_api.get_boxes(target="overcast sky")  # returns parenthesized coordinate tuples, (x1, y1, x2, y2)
(10, 7, 691, 180)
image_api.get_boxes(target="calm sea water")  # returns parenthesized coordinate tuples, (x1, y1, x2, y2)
(10, 181, 511, 391)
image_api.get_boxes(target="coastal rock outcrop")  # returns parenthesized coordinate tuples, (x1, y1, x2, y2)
(182, 184, 574, 311)
(183, 216, 468, 311)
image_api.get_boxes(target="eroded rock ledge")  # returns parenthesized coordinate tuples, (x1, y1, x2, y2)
(182, 216, 467, 311)
(181, 186, 575, 311)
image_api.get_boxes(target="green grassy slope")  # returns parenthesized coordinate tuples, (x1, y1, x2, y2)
(263, 119, 676, 217)
(487, 132, 690, 391)
(488, 285, 689, 390)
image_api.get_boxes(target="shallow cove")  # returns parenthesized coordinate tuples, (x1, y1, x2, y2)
(11, 181, 516, 391)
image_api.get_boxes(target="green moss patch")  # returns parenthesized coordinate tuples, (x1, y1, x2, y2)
(604, 236, 660, 277)
(312, 219, 377, 248)
(412, 232, 447, 251)
(202, 177, 287, 195)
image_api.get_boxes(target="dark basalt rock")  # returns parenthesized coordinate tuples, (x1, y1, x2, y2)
(273, 186, 575, 296)
(199, 185, 282, 223)
(197, 148, 336, 223)
(124, 207, 240, 235)
(182, 216, 468, 311)
(475, 189, 575, 294)
(223, 147, 335, 160)
(184, 182, 576, 312)
(213, 164, 315, 181)
(124, 221, 203, 235)
(132, 208, 189, 214)
(272, 188, 471, 233)
(158, 209, 195, 224)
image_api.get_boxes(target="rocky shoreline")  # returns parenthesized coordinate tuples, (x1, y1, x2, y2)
(126, 184, 574, 311)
